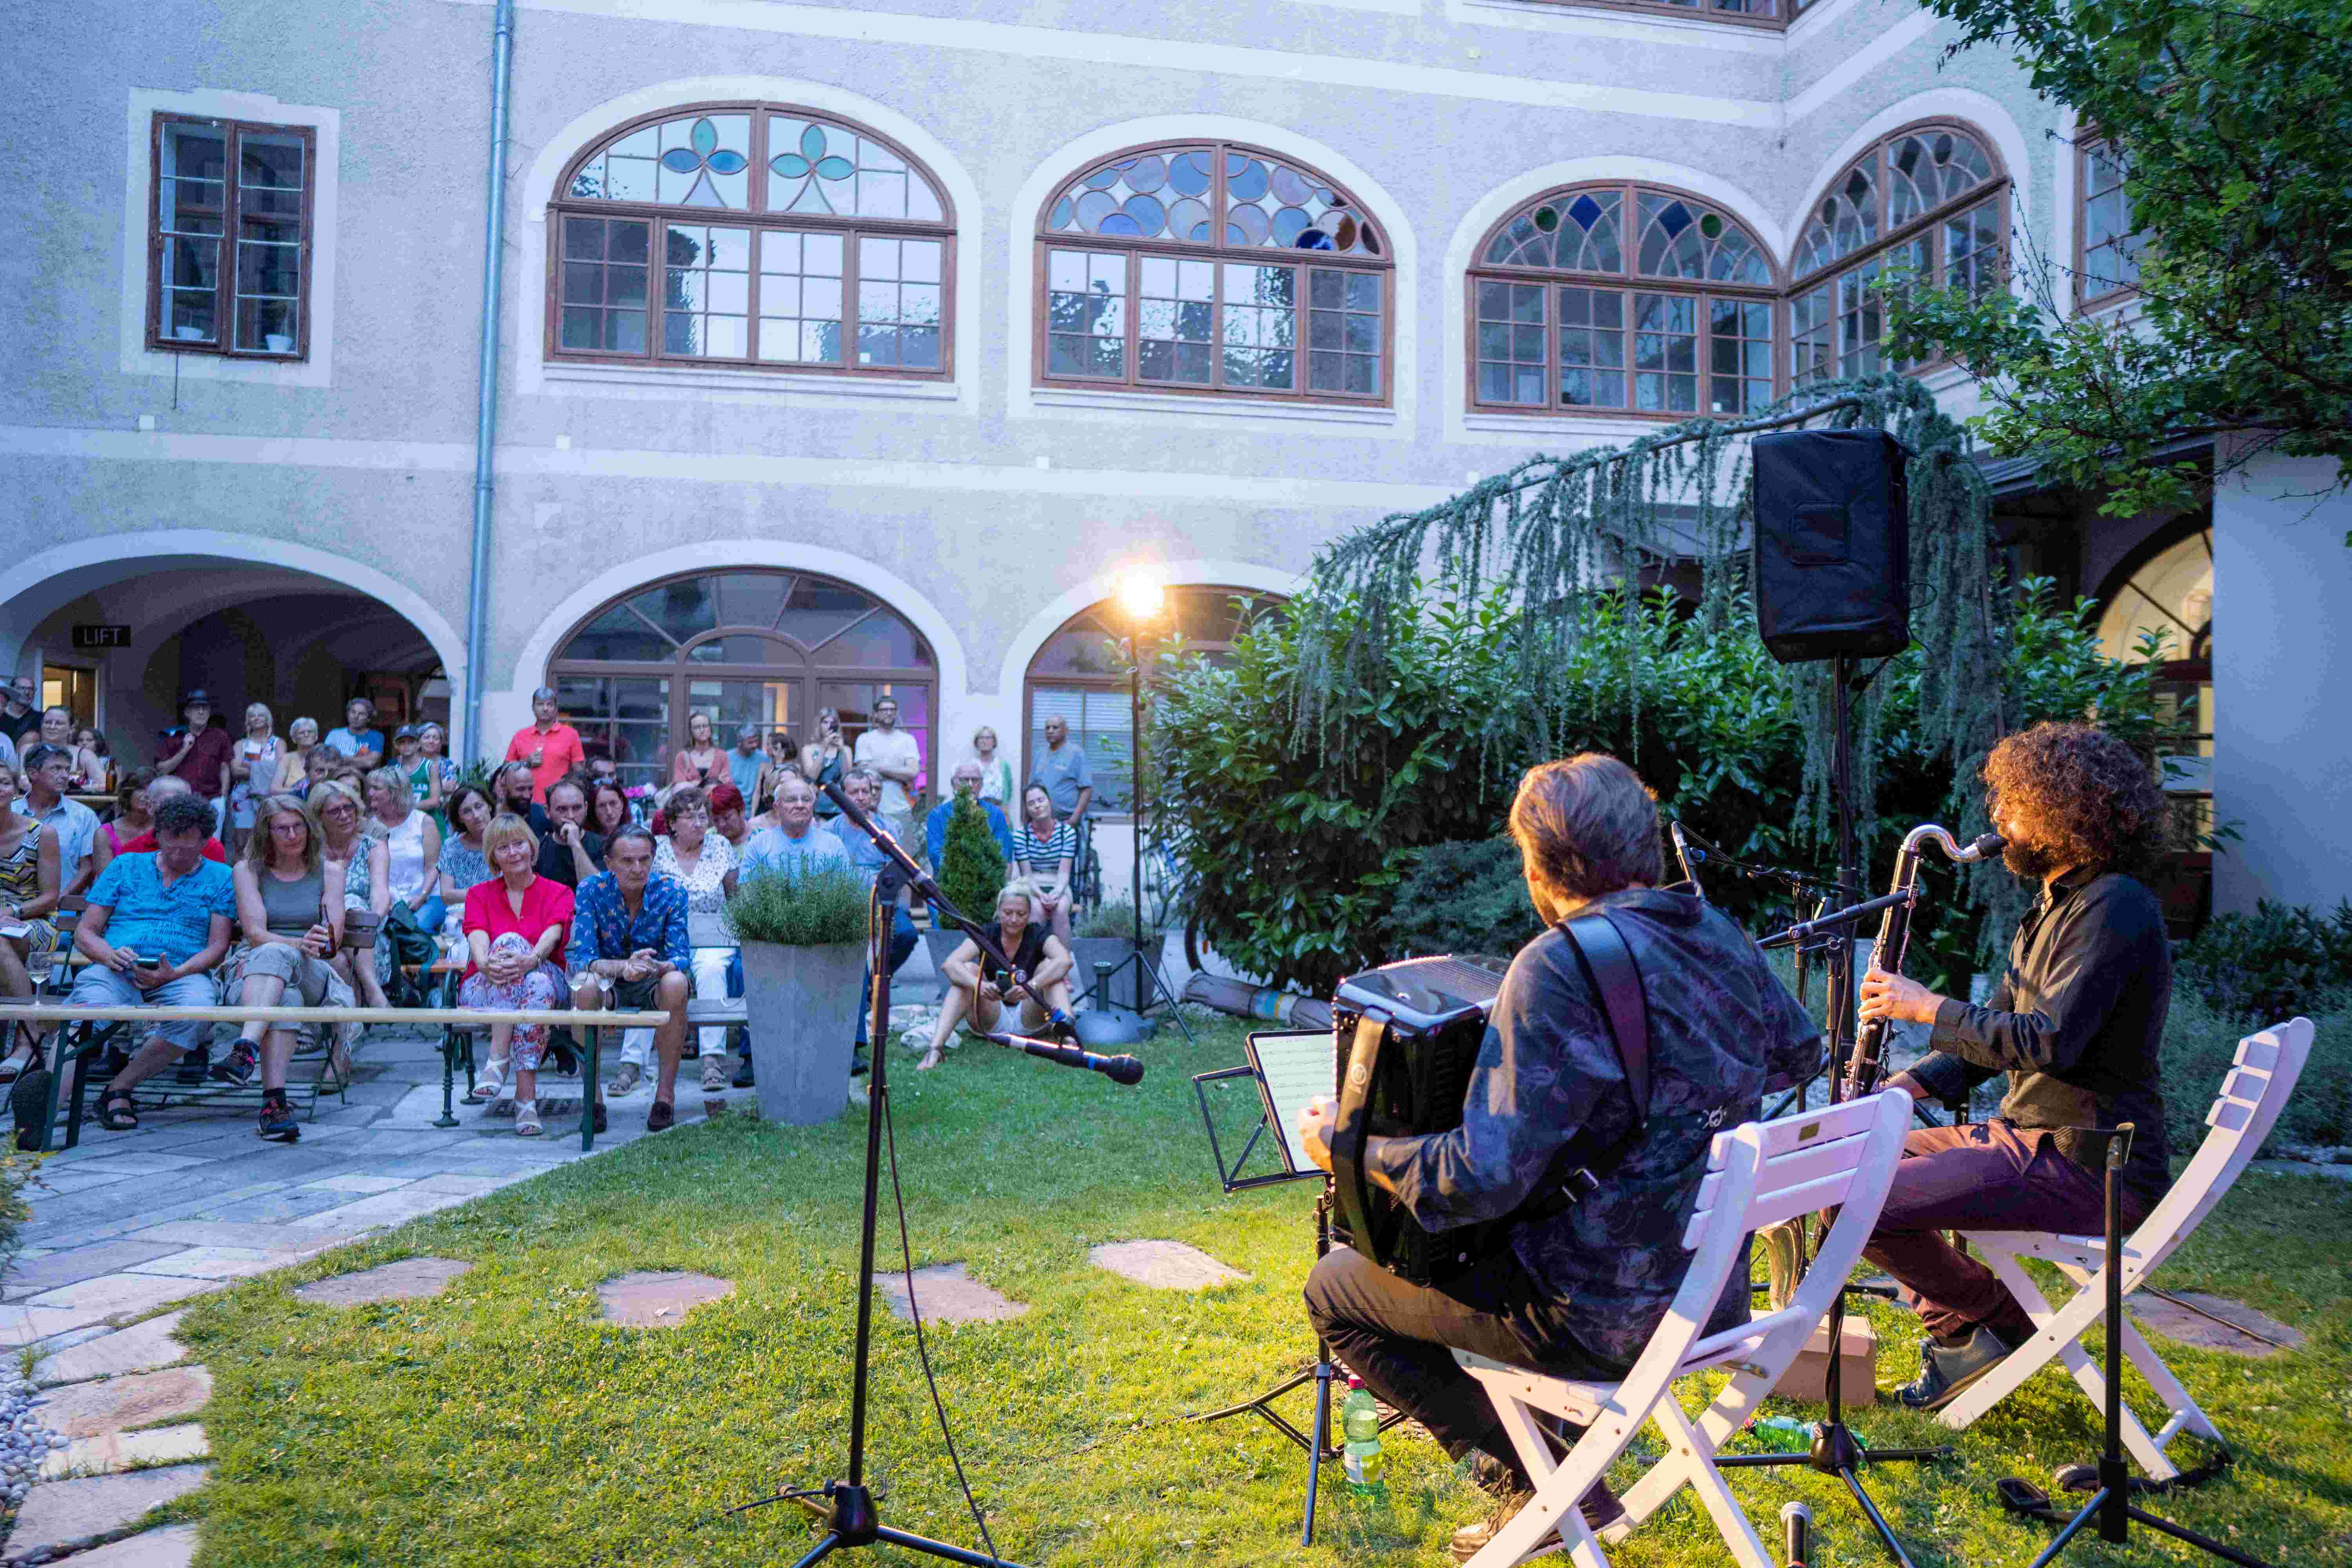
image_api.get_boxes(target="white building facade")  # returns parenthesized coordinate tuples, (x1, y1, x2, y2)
(4, 0, 2343, 917)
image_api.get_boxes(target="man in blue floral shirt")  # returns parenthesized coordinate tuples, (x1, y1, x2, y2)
(566, 825, 692, 1130)
(1297, 755, 1822, 1560)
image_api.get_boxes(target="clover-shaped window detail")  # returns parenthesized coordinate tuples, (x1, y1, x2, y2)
(768, 116, 946, 221)
(660, 117, 751, 209)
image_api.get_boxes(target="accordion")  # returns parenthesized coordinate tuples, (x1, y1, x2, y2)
(1327, 955, 1517, 1285)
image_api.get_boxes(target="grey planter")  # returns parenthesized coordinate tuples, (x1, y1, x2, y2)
(739, 937, 869, 1125)
(1067, 936, 1138, 1009)
(922, 928, 965, 1000)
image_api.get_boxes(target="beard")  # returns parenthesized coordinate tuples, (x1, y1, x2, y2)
(2002, 833, 2064, 881)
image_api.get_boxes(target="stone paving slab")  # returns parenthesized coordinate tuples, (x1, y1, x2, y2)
(293, 1257, 474, 1306)
(39, 1521, 200, 1567)
(34, 1367, 213, 1440)
(0, 1462, 209, 1564)
(1, 1241, 183, 1300)
(0, 1306, 106, 1351)
(597, 1270, 735, 1327)
(31, 1170, 143, 1197)
(125, 1221, 359, 1254)
(40, 1423, 210, 1481)
(298, 1174, 414, 1194)
(2129, 1291, 2307, 1356)
(1088, 1240, 1250, 1291)
(55, 1154, 218, 1177)
(22, 1273, 221, 1325)
(283, 1187, 474, 1234)
(125, 1247, 283, 1281)
(33, 1312, 191, 1388)
(876, 1263, 1028, 1325)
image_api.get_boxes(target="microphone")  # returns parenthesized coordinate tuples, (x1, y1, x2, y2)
(979, 1030, 1144, 1087)
(1780, 1500, 1812, 1568)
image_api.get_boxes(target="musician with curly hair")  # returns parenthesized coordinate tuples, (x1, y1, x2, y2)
(1857, 719, 2174, 1410)
(1294, 753, 1824, 1561)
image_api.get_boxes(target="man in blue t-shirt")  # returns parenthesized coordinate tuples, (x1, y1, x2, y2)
(36, 794, 238, 1145)
(321, 696, 387, 771)
(924, 761, 1014, 877)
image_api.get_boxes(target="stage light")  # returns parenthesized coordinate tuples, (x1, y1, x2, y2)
(1117, 573, 1165, 623)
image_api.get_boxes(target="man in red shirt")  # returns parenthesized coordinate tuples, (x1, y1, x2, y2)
(503, 687, 586, 803)
(155, 691, 236, 831)
(116, 777, 229, 863)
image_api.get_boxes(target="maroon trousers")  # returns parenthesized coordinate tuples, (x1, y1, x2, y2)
(1862, 1119, 2150, 1345)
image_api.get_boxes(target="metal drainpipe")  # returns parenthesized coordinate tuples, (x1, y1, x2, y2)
(462, 0, 517, 766)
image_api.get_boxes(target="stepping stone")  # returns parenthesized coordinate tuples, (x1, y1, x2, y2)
(2128, 1291, 2307, 1357)
(597, 1270, 735, 1327)
(1089, 1240, 1249, 1291)
(35, 1367, 213, 1439)
(876, 1263, 1027, 1325)
(41, 1423, 210, 1480)
(34, 1313, 191, 1388)
(36, 1523, 199, 1567)
(0, 1463, 209, 1564)
(293, 1257, 474, 1306)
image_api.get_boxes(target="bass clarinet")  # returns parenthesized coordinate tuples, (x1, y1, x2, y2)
(1842, 824, 2005, 1100)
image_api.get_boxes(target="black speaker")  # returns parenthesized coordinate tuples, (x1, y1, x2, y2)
(1751, 429, 1911, 664)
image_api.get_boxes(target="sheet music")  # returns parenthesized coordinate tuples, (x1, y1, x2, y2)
(1247, 1030, 1336, 1174)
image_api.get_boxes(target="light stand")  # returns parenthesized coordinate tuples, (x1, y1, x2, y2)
(1998, 1127, 2273, 1568)
(1718, 653, 1946, 1568)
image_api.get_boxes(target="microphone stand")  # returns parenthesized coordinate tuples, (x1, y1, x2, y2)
(756, 781, 1131, 1568)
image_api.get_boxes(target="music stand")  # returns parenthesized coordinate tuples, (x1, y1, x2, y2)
(1189, 1030, 1404, 1544)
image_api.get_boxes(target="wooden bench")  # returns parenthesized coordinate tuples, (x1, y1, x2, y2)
(9, 1002, 671, 1155)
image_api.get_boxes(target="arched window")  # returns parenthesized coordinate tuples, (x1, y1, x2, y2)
(1468, 185, 1777, 417)
(551, 569, 936, 802)
(1788, 124, 2006, 385)
(2076, 134, 2141, 309)
(1023, 587, 1284, 815)
(1036, 143, 1391, 404)
(2096, 526, 2212, 931)
(550, 105, 953, 376)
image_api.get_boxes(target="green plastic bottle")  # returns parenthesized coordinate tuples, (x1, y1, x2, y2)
(1753, 1415, 1813, 1452)
(1340, 1376, 1386, 1496)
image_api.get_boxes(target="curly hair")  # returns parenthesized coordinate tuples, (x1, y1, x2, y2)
(1982, 721, 2167, 875)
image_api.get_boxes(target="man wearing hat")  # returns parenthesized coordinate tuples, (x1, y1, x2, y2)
(156, 691, 234, 832)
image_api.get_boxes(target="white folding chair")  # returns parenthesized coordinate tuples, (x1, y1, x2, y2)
(1452, 1087, 1912, 1568)
(1937, 1016, 2314, 1480)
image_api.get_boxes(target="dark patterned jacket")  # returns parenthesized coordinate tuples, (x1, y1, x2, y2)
(1363, 888, 1822, 1369)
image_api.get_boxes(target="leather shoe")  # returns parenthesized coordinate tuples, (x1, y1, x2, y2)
(1894, 1325, 2012, 1411)
(646, 1098, 675, 1132)
(591, 1099, 609, 1134)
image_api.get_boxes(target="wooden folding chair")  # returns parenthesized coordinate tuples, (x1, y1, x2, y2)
(1452, 1087, 1913, 1568)
(1936, 1016, 2314, 1480)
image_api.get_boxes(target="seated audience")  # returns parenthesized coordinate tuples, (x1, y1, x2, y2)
(804, 708, 848, 818)
(365, 766, 443, 936)
(535, 777, 605, 889)
(671, 711, 726, 795)
(71, 728, 111, 794)
(569, 824, 690, 1130)
(313, 778, 391, 1012)
(920, 880, 1074, 1072)
(759, 730, 799, 813)
(0, 761, 63, 1081)
(322, 697, 385, 771)
(1011, 784, 1077, 943)
(436, 784, 499, 913)
(73, 794, 238, 1141)
(113, 775, 228, 862)
(588, 778, 634, 843)
(414, 722, 458, 815)
(741, 774, 851, 880)
(492, 761, 551, 836)
(925, 762, 1014, 879)
(225, 704, 281, 856)
(829, 768, 916, 1071)
(100, 769, 158, 856)
(647, 785, 737, 1091)
(274, 716, 319, 794)
(457, 814, 575, 1138)
(723, 724, 767, 805)
(15, 744, 101, 903)
(211, 795, 351, 1142)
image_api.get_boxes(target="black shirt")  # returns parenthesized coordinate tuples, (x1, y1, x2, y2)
(976, 919, 1049, 987)
(534, 826, 606, 889)
(1912, 867, 2172, 1198)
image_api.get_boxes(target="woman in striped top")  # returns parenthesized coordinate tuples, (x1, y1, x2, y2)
(1011, 783, 1075, 942)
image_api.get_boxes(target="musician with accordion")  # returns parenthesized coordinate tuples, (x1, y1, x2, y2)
(1294, 754, 1824, 1562)
(1855, 720, 2174, 1412)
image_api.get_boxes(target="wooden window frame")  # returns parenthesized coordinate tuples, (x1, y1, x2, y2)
(1494, 0, 1788, 30)
(1465, 181, 1782, 421)
(2074, 132, 2142, 312)
(1785, 119, 2012, 386)
(145, 114, 318, 360)
(1032, 140, 1395, 409)
(545, 102, 956, 381)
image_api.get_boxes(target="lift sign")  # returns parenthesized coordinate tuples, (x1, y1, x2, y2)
(71, 625, 131, 650)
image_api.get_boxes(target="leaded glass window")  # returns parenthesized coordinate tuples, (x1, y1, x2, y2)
(1035, 143, 1390, 403)
(1786, 122, 2009, 380)
(551, 105, 955, 377)
(149, 115, 315, 358)
(1471, 184, 1775, 418)
(2078, 137, 2143, 306)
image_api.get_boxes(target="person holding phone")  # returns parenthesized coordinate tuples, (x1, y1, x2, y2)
(802, 708, 848, 818)
(49, 793, 236, 1146)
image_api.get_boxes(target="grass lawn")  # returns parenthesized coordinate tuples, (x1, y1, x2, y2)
(174, 1018, 2352, 1566)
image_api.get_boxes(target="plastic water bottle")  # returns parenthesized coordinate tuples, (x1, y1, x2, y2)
(1752, 1415, 1813, 1452)
(1339, 1376, 1385, 1496)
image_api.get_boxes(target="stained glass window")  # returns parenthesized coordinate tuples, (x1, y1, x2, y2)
(1036, 142, 1390, 403)
(1471, 185, 1774, 417)
(552, 105, 955, 377)
(150, 115, 314, 359)
(1785, 123, 2009, 380)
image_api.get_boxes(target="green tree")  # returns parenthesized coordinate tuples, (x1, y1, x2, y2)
(1891, 0, 2352, 528)
(936, 792, 1008, 926)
